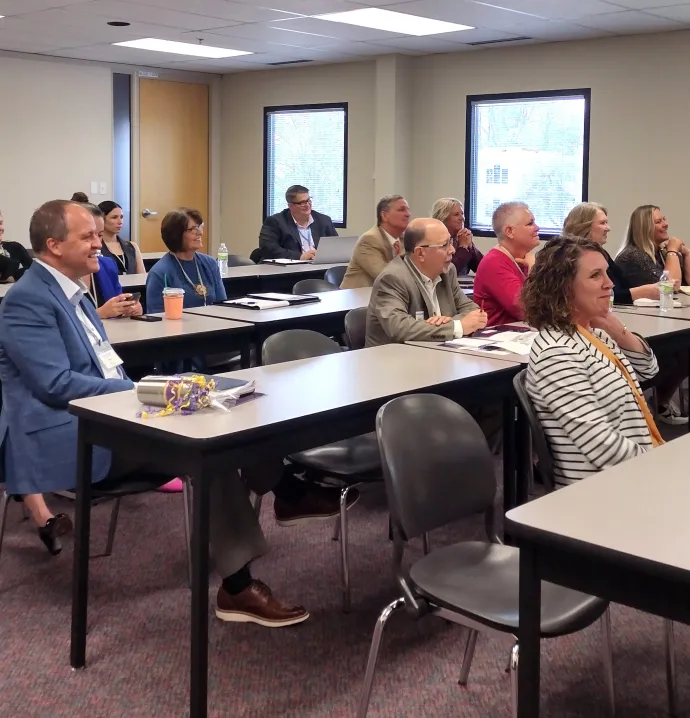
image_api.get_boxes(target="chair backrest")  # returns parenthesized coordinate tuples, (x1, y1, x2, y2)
(249, 248, 263, 264)
(227, 254, 255, 267)
(344, 307, 367, 350)
(262, 329, 342, 365)
(376, 394, 496, 540)
(513, 369, 554, 490)
(292, 278, 338, 294)
(324, 265, 347, 287)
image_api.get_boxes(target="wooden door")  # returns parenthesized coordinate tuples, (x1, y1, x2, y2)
(138, 79, 209, 253)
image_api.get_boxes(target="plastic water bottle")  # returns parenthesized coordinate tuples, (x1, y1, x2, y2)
(658, 270, 674, 312)
(217, 243, 228, 276)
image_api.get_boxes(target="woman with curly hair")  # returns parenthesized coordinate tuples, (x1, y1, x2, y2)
(523, 237, 661, 485)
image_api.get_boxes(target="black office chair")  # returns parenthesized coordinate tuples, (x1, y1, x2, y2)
(227, 254, 255, 267)
(0, 473, 194, 587)
(292, 278, 338, 294)
(513, 369, 679, 714)
(358, 393, 614, 718)
(344, 307, 367, 350)
(262, 330, 381, 611)
(512, 370, 555, 493)
(324, 265, 347, 287)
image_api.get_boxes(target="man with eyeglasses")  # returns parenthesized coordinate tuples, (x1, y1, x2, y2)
(258, 185, 338, 261)
(365, 218, 488, 347)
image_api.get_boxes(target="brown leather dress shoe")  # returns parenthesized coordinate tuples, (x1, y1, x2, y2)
(216, 581, 309, 627)
(274, 485, 360, 527)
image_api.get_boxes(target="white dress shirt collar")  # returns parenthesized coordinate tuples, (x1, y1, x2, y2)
(381, 228, 402, 247)
(34, 258, 88, 306)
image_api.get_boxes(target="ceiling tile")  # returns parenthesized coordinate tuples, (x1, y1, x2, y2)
(0, 0, 88, 14)
(384, 0, 546, 30)
(644, 4, 690, 22)
(6, 8, 181, 42)
(575, 9, 686, 31)
(468, 0, 622, 19)
(0, 13, 144, 47)
(428, 26, 524, 42)
(366, 34, 475, 51)
(522, 18, 616, 38)
(70, 0, 242, 31)
(208, 19, 360, 46)
(0, 27, 74, 51)
(177, 31, 268, 52)
(605, 0, 690, 7)
(223, 0, 368, 13)
(125, 0, 291, 24)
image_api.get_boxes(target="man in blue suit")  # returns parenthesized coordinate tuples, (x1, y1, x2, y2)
(0, 200, 316, 627)
(0, 200, 133, 553)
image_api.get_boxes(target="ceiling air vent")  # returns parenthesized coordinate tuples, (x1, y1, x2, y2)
(268, 59, 313, 66)
(467, 36, 532, 46)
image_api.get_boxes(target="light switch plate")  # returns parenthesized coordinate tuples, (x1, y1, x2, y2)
(90, 181, 98, 195)
(99, 182, 107, 195)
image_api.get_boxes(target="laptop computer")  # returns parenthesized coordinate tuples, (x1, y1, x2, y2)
(312, 236, 358, 264)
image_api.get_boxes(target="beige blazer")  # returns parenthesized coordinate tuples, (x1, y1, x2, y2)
(366, 256, 478, 347)
(340, 225, 402, 289)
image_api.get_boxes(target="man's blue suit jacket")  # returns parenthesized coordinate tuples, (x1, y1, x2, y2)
(0, 262, 133, 494)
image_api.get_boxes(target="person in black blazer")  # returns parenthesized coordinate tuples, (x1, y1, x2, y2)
(258, 184, 338, 260)
(0, 210, 33, 281)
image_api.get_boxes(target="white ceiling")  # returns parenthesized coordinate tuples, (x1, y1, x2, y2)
(1, 0, 689, 73)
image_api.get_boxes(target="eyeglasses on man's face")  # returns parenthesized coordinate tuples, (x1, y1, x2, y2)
(185, 224, 204, 234)
(419, 238, 452, 250)
(290, 198, 313, 208)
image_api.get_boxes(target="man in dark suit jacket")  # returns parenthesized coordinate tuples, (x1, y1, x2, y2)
(258, 184, 338, 260)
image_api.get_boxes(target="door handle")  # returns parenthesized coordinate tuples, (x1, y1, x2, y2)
(141, 208, 158, 218)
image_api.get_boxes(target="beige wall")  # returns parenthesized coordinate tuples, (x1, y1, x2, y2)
(220, 61, 376, 256)
(411, 30, 690, 255)
(0, 55, 113, 246)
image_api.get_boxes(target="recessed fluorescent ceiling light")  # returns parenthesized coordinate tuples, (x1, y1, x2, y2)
(113, 38, 251, 58)
(314, 8, 473, 36)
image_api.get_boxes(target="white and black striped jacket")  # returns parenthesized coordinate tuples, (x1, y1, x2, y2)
(526, 327, 659, 484)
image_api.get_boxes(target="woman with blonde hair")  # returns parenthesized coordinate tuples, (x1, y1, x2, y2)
(431, 198, 483, 275)
(616, 205, 690, 287)
(563, 202, 658, 304)
(614, 205, 690, 424)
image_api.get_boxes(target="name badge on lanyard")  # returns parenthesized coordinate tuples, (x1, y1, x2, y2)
(82, 317, 124, 371)
(95, 341, 124, 370)
(415, 311, 424, 321)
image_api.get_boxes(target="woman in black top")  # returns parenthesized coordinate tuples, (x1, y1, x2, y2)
(563, 202, 659, 304)
(98, 201, 146, 275)
(615, 205, 690, 287)
(0, 210, 33, 282)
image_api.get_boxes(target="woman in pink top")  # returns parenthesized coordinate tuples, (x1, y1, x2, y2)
(473, 201, 540, 326)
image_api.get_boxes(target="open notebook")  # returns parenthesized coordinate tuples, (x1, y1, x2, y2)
(444, 329, 537, 357)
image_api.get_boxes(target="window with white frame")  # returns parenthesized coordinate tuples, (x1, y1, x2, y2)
(264, 103, 348, 226)
(465, 89, 590, 235)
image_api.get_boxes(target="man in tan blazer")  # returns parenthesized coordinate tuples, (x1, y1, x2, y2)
(340, 195, 411, 288)
(366, 218, 488, 347)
